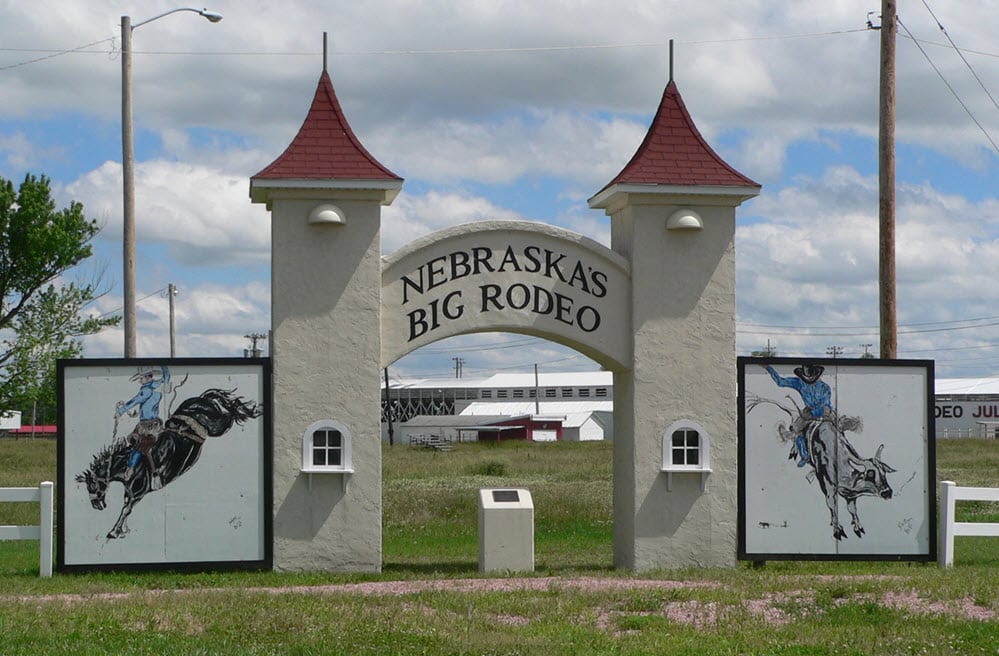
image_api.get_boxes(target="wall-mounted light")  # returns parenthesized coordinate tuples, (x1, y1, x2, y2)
(308, 204, 346, 225)
(666, 208, 703, 231)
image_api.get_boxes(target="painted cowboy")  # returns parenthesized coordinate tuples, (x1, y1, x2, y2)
(117, 365, 171, 489)
(765, 364, 832, 467)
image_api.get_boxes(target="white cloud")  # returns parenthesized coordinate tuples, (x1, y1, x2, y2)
(65, 159, 271, 265)
(83, 280, 270, 358)
(0, 132, 53, 174)
(383, 190, 525, 254)
(737, 163, 999, 367)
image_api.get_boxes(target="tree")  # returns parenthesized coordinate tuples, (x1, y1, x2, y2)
(0, 174, 119, 422)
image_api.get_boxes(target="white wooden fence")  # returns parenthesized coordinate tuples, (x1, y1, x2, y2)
(938, 480, 999, 567)
(0, 481, 53, 577)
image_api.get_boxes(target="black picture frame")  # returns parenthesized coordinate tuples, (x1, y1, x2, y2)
(738, 356, 936, 562)
(57, 357, 272, 573)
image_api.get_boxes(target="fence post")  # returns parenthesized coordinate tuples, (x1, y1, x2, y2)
(939, 480, 956, 567)
(39, 481, 53, 578)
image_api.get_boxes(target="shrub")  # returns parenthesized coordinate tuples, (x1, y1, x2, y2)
(470, 460, 507, 477)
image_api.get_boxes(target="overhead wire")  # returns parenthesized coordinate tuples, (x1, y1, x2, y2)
(0, 27, 881, 69)
(919, 0, 999, 115)
(897, 16, 999, 155)
(0, 37, 116, 71)
(92, 286, 167, 320)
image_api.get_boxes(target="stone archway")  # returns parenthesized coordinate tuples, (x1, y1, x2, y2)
(250, 68, 759, 573)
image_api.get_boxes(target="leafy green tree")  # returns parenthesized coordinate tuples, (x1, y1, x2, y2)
(0, 174, 119, 423)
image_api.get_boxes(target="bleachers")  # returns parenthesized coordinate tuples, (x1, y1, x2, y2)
(409, 434, 453, 451)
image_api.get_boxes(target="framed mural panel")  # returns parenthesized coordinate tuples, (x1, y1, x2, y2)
(57, 358, 272, 572)
(738, 357, 935, 561)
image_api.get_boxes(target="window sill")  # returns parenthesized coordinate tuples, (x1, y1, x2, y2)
(301, 467, 354, 474)
(660, 468, 711, 493)
(301, 467, 353, 492)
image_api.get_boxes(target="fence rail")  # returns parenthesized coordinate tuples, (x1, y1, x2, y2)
(0, 481, 53, 577)
(938, 480, 999, 567)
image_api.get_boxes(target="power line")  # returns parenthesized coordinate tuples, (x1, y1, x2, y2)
(0, 37, 116, 71)
(0, 27, 878, 70)
(414, 336, 543, 354)
(92, 286, 167, 320)
(919, 0, 999, 115)
(897, 16, 999, 155)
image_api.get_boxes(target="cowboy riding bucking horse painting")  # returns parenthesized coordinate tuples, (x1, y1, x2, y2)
(59, 359, 270, 571)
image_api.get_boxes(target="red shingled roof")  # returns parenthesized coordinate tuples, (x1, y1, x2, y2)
(598, 80, 759, 192)
(253, 71, 401, 182)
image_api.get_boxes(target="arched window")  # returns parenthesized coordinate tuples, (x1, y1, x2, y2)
(661, 420, 711, 492)
(302, 419, 353, 473)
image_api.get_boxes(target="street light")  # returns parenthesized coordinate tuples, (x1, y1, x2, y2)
(121, 8, 222, 358)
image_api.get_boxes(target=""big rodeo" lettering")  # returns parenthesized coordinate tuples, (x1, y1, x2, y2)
(400, 245, 609, 341)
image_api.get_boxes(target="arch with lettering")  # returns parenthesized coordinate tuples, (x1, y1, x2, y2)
(381, 221, 632, 370)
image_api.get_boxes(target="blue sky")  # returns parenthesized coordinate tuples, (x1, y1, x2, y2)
(1, 0, 998, 381)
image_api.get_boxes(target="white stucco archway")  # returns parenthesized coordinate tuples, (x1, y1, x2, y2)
(250, 68, 760, 573)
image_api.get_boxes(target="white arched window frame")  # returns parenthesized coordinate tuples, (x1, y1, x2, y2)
(302, 419, 354, 479)
(661, 419, 712, 492)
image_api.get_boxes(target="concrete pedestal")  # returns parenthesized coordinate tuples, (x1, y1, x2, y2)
(478, 488, 534, 573)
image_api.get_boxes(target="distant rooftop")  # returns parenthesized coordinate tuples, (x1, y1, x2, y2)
(390, 371, 613, 390)
(936, 378, 999, 396)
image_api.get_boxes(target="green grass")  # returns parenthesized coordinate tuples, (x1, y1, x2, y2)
(1, 436, 998, 655)
(383, 440, 612, 572)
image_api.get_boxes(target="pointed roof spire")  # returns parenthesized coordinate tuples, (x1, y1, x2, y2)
(589, 79, 759, 208)
(250, 66, 402, 202)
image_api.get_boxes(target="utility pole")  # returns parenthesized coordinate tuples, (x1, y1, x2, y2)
(121, 15, 136, 357)
(826, 345, 844, 358)
(244, 332, 266, 358)
(121, 8, 222, 358)
(167, 283, 177, 357)
(878, 0, 897, 358)
(384, 367, 394, 446)
(533, 363, 541, 415)
(860, 343, 874, 358)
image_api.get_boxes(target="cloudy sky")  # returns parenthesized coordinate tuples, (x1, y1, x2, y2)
(2, 0, 998, 381)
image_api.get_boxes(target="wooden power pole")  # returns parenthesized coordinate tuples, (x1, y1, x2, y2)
(879, 0, 897, 359)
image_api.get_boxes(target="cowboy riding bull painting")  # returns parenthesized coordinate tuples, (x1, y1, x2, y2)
(57, 359, 271, 572)
(738, 357, 935, 561)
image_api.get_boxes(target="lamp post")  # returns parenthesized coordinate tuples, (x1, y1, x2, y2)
(167, 283, 178, 357)
(121, 8, 222, 358)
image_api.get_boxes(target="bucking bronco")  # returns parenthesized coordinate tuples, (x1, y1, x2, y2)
(751, 364, 896, 541)
(76, 388, 262, 539)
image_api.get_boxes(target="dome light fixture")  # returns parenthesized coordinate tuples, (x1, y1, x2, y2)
(308, 204, 347, 225)
(666, 208, 703, 231)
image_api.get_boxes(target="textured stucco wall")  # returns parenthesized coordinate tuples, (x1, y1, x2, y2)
(268, 191, 384, 572)
(609, 195, 740, 570)
(261, 180, 746, 572)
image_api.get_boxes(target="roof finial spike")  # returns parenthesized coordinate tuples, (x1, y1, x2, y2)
(323, 32, 328, 72)
(668, 39, 674, 83)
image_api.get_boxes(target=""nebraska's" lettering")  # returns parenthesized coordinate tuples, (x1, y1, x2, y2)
(399, 245, 609, 342)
